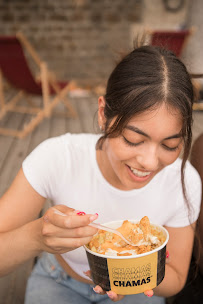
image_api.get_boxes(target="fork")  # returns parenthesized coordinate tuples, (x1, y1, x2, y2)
(53, 208, 137, 246)
(88, 222, 137, 246)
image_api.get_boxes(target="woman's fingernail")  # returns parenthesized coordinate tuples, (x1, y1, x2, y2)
(107, 291, 114, 299)
(76, 211, 86, 216)
(166, 250, 169, 259)
(146, 290, 153, 297)
(93, 287, 101, 294)
(89, 213, 99, 222)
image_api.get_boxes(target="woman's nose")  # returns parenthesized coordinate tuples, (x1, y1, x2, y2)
(136, 147, 159, 171)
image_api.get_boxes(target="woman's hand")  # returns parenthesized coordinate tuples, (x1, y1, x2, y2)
(92, 285, 153, 302)
(39, 205, 98, 254)
(84, 270, 153, 302)
(93, 285, 125, 302)
(85, 250, 170, 301)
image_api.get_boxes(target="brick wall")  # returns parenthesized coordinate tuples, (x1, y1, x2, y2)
(1, 0, 193, 87)
(0, 0, 143, 87)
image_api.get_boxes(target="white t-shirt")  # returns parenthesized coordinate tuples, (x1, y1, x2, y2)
(22, 133, 202, 279)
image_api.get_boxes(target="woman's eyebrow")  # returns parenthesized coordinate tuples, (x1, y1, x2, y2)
(125, 126, 150, 138)
(125, 126, 182, 140)
(164, 133, 182, 140)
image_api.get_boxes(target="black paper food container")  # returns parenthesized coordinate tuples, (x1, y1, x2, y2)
(84, 220, 169, 295)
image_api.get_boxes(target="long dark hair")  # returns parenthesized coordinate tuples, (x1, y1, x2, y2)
(97, 43, 194, 219)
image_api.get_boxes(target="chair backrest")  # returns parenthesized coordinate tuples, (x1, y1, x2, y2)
(150, 30, 191, 57)
(0, 36, 42, 94)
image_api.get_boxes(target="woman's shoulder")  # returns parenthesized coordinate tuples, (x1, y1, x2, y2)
(166, 158, 202, 188)
(61, 133, 101, 147)
(23, 133, 101, 168)
(168, 158, 199, 174)
(37, 133, 100, 151)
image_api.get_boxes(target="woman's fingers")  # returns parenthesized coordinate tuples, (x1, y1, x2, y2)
(42, 220, 98, 238)
(87, 274, 124, 301)
(40, 205, 99, 253)
(93, 287, 125, 302)
(44, 206, 98, 229)
(106, 291, 125, 302)
(42, 235, 94, 252)
(144, 289, 154, 297)
(93, 285, 106, 295)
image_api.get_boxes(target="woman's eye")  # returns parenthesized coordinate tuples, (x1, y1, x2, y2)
(122, 136, 143, 147)
(162, 144, 179, 151)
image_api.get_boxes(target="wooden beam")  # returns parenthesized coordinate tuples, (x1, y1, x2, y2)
(193, 103, 203, 111)
(40, 62, 51, 117)
(50, 80, 77, 118)
(16, 32, 42, 67)
(0, 91, 24, 119)
(8, 105, 41, 114)
(0, 127, 22, 138)
(0, 69, 5, 109)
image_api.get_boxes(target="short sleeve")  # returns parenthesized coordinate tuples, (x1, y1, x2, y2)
(22, 135, 70, 199)
(165, 162, 202, 227)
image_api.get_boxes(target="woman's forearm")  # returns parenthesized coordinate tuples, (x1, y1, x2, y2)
(0, 218, 43, 277)
(153, 264, 186, 298)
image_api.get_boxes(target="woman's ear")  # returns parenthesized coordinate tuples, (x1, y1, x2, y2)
(98, 96, 106, 130)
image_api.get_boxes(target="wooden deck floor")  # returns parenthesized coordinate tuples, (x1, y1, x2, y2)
(0, 94, 203, 304)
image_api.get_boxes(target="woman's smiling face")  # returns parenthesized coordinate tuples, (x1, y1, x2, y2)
(97, 103, 183, 190)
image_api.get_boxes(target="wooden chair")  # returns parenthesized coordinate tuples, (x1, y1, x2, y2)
(149, 28, 195, 57)
(0, 32, 77, 139)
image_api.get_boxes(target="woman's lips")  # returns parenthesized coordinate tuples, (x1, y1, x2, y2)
(126, 165, 153, 182)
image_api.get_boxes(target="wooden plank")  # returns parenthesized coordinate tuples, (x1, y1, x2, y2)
(26, 113, 51, 154)
(65, 98, 83, 133)
(0, 112, 25, 171)
(0, 93, 41, 174)
(74, 96, 98, 133)
(49, 111, 67, 138)
(0, 114, 33, 196)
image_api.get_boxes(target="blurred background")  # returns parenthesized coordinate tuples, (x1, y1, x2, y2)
(0, 0, 203, 87)
(0, 1, 203, 303)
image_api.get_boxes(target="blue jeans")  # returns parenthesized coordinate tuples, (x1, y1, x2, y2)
(25, 252, 166, 304)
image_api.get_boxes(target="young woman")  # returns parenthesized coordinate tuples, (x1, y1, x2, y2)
(0, 43, 201, 304)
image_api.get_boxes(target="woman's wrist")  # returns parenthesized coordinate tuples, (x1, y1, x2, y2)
(27, 217, 46, 254)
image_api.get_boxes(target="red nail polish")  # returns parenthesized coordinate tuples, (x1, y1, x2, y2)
(146, 291, 153, 297)
(76, 211, 86, 216)
(166, 250, 169, 259)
